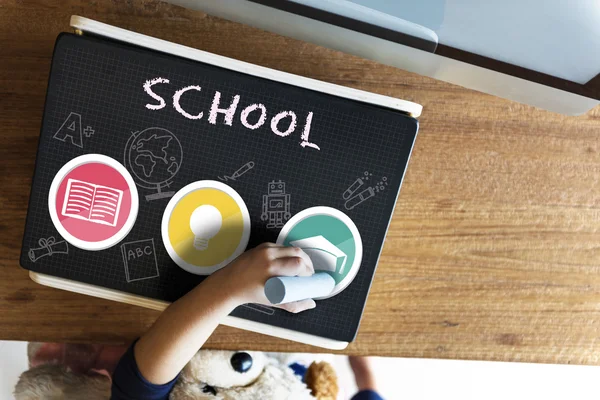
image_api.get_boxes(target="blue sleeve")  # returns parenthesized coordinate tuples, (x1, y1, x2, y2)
(111, 341, 179, 400)
(352, 389, 385, 400)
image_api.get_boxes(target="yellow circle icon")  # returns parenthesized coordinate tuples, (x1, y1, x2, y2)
(162, 181, 250, 275)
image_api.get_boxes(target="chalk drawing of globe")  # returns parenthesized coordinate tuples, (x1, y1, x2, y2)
(124, 127, 183, 201)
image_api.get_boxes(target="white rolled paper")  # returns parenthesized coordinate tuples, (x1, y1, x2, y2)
(264, 272, 336, 305)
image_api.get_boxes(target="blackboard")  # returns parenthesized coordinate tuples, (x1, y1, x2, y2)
(20, 33, 418, 343)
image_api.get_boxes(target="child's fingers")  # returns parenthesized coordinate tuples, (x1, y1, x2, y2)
(257, 244, 315, 274)
(266, 246, 298, 258)
(268, 256, 314, 277)
(258, 243, 312, 266)
(276, 298, 316, 313)
(257, 242, 279, 249)
(268, 247, 313, 269)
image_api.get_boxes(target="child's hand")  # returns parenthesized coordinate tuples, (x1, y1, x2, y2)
(131, 243, 315, 386)
(208, 243, 316, 313)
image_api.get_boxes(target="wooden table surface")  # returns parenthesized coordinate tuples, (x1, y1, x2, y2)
(1, 0, 600, 364)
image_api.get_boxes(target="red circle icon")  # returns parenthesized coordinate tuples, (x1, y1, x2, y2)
(48, 154, 139, 251)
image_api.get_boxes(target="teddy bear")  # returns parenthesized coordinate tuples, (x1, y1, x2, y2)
(14, 344, 339, 400)
(169, 350, 338, 400)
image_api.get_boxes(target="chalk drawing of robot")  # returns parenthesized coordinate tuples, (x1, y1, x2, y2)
(261, 180, 291, 229)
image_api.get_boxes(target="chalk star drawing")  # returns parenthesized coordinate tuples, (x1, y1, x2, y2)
(83, 126, 95, 137)
(342, 171, 389, 210)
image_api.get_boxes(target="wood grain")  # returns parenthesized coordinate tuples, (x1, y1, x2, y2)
(1, 0, 599, 364)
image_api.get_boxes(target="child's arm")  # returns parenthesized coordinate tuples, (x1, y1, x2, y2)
(349, 356, 385, 400)
(130, 243, 315, 385)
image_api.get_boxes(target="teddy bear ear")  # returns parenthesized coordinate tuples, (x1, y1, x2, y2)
(180, 350, 267, 389)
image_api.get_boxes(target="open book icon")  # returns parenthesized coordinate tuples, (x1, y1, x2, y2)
(61, 178, 124, 227)
(290, 235, 347, 274)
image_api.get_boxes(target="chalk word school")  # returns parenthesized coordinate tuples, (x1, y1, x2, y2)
(143, 77, 320, 150)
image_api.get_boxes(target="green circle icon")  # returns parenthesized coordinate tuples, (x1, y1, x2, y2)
(276, 206, 362, 298)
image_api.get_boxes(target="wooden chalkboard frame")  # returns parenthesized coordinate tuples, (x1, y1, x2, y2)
(29, 16, 422, 349)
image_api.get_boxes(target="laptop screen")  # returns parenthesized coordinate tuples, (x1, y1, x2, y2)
(252, 0, 600, 101)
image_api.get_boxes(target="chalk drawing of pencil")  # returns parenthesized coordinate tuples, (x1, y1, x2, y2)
(219, 161, 255, 182)
(344, 187, 375, 210)
(231, 161, 255, 179)
(241, 303, 275, 315)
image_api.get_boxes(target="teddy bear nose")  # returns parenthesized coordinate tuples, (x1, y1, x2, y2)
(230, 352, 253, 373)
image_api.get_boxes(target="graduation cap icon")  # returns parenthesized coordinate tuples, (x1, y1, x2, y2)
(290, 235, 348, 275)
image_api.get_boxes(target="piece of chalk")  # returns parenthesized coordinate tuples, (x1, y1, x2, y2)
(264, 272, 336, 305)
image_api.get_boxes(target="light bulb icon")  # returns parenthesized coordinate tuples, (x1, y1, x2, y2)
(190, 205, 223, 251)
